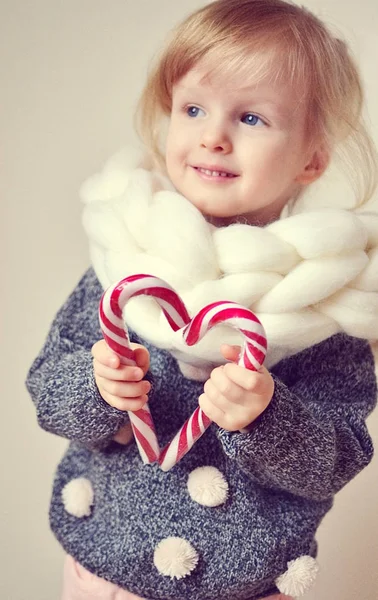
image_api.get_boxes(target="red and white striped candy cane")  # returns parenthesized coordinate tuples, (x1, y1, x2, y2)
(158, 301, 267, 471)
(99, 274, 190, 464)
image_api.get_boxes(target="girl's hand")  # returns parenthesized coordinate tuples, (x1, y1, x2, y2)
(91, 340, 151, 412)
(199, 344, 274, 431)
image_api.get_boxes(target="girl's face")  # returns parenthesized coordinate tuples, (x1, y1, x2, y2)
(165, 65, 319, 225)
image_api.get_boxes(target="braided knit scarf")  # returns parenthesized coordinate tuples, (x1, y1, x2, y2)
(81, 147, 378, 380)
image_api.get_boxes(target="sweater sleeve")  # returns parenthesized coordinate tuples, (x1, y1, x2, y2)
(25, 268, 149, 449)
(217, 334, 377, 501)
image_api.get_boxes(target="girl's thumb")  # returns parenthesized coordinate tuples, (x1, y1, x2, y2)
(220, 344, 242, 363)
(131, 343, 150, 373)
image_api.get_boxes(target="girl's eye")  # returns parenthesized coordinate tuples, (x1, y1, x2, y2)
(242, 113, 265, 127)
(186, 105, 205, 118)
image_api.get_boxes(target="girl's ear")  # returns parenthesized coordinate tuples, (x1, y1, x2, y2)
(295, 145, 330, 185)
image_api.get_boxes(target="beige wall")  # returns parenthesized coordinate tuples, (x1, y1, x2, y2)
(1, 1, 377, 599)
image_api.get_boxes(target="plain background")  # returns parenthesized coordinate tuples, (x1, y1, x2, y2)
(1, 1, 377, 599)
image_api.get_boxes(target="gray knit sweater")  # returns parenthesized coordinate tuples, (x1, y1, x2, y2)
(26, 268, 377, 600)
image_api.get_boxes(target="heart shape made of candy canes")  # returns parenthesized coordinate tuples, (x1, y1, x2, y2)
(99, 274, 267, 471)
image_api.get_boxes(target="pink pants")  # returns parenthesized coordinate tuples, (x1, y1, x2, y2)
(61, 555, 293, 600)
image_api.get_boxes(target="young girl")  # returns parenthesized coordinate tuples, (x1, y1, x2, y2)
(26, 1, 378, 599)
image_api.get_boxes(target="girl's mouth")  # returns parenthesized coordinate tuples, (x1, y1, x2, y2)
(193, 166, 238, 179)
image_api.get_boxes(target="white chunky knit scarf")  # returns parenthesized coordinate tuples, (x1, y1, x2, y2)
(81, 147, 378, 380)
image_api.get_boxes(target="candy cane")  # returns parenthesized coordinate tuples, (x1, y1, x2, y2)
(158, 301, 267, 471)
(99, 274, 191, 464)
(100, 275, 268, 471)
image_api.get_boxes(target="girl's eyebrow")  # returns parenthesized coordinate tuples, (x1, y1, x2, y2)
(229, 85, 296, 116)
(173, 83, 202, 94)
(244, 98, 292, 118)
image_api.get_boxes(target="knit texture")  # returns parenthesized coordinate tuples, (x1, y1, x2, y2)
(26, 268, 377, 600)
(80, 147, 378, 374)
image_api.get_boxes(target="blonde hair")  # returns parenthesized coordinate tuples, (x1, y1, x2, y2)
(136, 0, 377, 206)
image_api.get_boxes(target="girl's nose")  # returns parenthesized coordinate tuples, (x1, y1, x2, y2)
(200, 122, 232, 153)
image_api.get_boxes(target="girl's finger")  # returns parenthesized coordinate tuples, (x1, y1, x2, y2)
(220, 344, 242, 363)
(206, 370, 245, 405)
(222, 362, 262, 392)
(199, 393, 252, 431)
(100, 378, 151, 398)
(93, 359, 144, 382)
(198, 393, 225, 423)
(91, 340, 120, 367)
(104, 393, 149, 412)
(131, 344, 150, 374)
